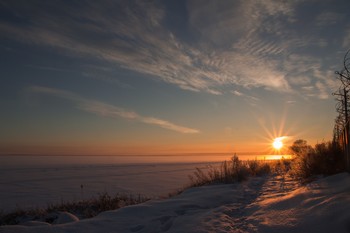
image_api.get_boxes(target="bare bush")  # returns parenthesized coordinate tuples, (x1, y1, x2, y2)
(289, 139, 345, 181)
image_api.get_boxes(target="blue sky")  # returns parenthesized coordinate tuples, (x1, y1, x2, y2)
(0, 0, 349, 155)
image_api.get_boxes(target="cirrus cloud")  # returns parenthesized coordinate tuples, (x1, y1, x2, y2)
(29, 86, 200, 134)
(1, 0, 347, 99)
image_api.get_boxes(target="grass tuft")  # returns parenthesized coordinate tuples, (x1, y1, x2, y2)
(188, 154, 275, 187)
(0, 192, 149, 226)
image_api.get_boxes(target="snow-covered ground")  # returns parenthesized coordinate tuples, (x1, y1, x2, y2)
(0, 155, 227, 211)
(2, 173, 350, 233)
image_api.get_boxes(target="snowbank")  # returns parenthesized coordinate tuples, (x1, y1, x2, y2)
(251, 173, 350, 233)
(1, 173, 350, 233)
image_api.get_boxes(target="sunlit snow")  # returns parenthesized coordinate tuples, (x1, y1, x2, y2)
(2, 173, 350, 233)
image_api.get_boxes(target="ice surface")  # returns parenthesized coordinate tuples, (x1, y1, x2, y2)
(2, 173, 350, 233)
(0, 155, 223, 211)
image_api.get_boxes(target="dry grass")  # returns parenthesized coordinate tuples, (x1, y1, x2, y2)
(0, 192, 149, 225)
(187, 155, 286, 187)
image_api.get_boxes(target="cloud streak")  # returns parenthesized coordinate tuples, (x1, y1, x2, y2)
(29, 86, 200, 134)
(231, 89, 260, 106)
(1, 0, 347, 99)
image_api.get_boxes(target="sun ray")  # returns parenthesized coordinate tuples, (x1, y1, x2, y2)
(253, 104, 303, 157)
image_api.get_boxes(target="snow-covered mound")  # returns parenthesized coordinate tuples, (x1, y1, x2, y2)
(250, 173, 350, 233)
(1, 173, 350, 233)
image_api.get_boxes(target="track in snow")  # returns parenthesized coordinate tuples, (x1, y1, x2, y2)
(218, 174, 300, 233)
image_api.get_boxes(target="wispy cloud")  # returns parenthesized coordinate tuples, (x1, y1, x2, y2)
(315, 81, 329, 99)
(232, 90, 243, 96)
(316, 11, 344, 26)
(283, 53, 338, 99)
(29, 86, 199, 134)
(0, 1, 344, 99)
(80, 65, 133, 89)
(231, 89, 260, 106)
(342, 28, 350, 49)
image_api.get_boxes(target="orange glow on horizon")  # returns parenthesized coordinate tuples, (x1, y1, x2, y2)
(258, 154, 292, 160)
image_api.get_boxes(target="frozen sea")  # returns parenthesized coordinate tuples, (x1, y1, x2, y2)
(0, 154, 236, 212)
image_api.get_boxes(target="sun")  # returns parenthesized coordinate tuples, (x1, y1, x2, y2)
(272, 138, 283, 150)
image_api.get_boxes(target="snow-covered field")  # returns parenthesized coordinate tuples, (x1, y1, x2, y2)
(2, 173, 350, 233)
(0, 155, 229, 211)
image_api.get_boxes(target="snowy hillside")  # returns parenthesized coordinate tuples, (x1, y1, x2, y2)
(2, 173, 350, 233)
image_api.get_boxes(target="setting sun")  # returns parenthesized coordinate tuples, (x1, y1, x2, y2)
(272, 138, 283, 150)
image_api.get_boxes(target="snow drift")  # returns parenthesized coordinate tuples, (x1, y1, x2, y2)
(1, 173, 350, 233)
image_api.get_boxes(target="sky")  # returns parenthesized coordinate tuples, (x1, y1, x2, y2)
(0, 0, 350, 156)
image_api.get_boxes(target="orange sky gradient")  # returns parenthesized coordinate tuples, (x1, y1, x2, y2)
(0, 1, 344, 159)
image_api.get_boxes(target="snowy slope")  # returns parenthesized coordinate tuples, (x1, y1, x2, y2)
(1, 173, 350, 233)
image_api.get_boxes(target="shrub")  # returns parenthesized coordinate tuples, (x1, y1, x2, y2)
(271, 157, 290, 176)
(289, 139, 345, 180)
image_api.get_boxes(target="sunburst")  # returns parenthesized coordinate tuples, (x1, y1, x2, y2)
(272, 137, 283, 150)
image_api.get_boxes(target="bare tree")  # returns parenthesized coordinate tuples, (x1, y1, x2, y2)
(333, 49, 350, 172)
